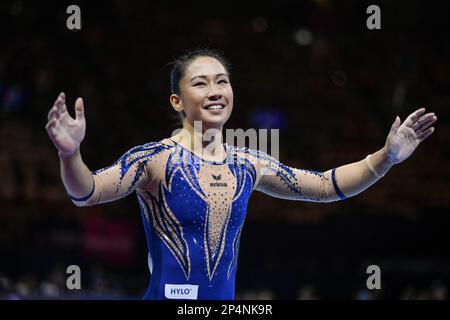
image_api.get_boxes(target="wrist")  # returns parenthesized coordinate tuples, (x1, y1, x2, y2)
(380, 145, 396, 167)
(365, 154, 384, 178)
(59, 148, 80, 160)
(365, 147, 395, 179)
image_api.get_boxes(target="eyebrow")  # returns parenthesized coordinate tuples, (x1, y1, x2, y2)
(190, 73, 228, 82)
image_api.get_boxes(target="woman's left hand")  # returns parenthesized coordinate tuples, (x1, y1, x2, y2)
(384, 108, 437, 165)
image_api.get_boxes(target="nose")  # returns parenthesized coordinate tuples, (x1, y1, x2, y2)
(207, 83, 223, 100)
(208, 92, 222, 101)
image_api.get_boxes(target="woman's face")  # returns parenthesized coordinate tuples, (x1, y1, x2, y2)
(171, 56, 234, 130)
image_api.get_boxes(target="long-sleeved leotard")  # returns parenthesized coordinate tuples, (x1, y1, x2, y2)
(71, 138, 346, 299)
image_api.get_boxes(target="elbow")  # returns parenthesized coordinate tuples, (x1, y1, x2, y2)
(317, 187, 348, 203)
(315, 183, 347, 203)
(326, 192, 350, 203)
(325, 196, 345, 203)
(71, 200, 87, 207)
(317, 197, 340, 204)
(68, 181, 97, 207)
(71, 199, 96, 207)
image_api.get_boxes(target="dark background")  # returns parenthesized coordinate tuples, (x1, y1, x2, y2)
(1, 0, 449, 299)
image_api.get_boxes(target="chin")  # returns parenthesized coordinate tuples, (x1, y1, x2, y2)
(197, 112, 231, 128)
(202, 119, 228, 130)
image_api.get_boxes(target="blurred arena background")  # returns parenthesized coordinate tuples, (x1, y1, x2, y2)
(0, 0, 449, 299)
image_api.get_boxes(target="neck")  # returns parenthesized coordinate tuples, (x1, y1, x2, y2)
(171, 120, 225, 161)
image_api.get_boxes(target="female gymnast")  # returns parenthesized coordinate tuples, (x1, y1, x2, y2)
(45, 49, 437, 299)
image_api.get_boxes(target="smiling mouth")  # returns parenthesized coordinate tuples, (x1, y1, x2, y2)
(204, 104, 225, 110)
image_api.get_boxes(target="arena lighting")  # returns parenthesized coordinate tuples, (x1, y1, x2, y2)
(252, 16, 268, 32)
(293, 28, 313, 46)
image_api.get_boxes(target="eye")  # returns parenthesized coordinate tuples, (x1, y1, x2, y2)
(218, 79, 228, 84)
(194, 82, 206, 87)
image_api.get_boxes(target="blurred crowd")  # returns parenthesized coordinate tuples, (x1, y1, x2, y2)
(1, 267, 447, 300)
(1, 0, 449, 299)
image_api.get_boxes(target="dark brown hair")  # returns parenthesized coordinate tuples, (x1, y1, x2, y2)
(169, 48, 232, 96)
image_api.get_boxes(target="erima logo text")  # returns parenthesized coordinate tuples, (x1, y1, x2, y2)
(210, 182, 228, 187)
(210, 174, 227, 187)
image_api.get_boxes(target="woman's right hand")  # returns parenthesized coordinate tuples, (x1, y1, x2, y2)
(45, 92, 86, 157)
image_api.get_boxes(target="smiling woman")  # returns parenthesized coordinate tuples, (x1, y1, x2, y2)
(168, 49, 234, 133)
(45, 48, 437, 300)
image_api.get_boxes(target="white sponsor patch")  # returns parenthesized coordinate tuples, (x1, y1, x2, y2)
(164, 284, 199, 300)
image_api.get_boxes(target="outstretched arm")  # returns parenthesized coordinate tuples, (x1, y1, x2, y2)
(337, 107, 436, 197)
(254, 108, 437, 202)
(46, 92, 93, 200)
(45, 92, 150, 206)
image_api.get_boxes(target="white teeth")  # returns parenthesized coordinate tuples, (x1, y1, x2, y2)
(205, 105, 224, 110)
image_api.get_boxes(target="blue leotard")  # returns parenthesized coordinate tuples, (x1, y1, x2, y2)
(71, 139, 345, 299)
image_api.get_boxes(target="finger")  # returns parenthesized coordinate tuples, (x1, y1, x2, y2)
(47, 106, 58, 121)
(411, 113, 435, 130)
(415, 115, 437, 134)
(46, 127, 59, 146)
(390, 116, 401, 133)
(45, 119, 57, 135)
(55, 104, 61, 119)
(56, 93, 68, 116)
(53, 94, 66, 118)
(45, 118, 56, 128)
(75, 97, 85, 120)
(53, 92, 65, 108)
(403, 108, 426, 127)
(60, 100, 68, 114)
(418, 127, 434, 142)
(53, 92, 64, 103)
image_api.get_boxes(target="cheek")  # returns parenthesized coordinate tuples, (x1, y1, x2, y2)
(226, 87, 234, 100)
(227, 90, 234, 108)
(181, 92, 203, 111)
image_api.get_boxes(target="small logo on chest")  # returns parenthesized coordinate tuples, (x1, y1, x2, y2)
(210, 174, 228, 188)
